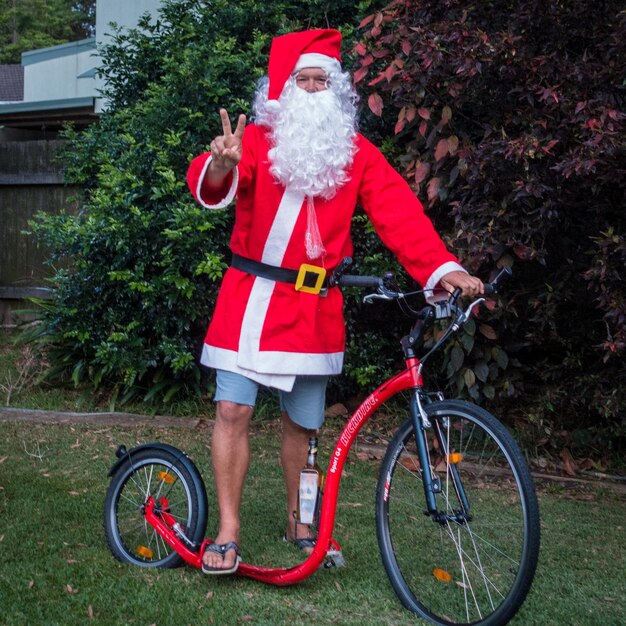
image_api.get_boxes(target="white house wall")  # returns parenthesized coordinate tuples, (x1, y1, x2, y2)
(95, 0, 164, 111)
(17, 0, 163, 108)
(96, 0, 164, 47)
(23, 40, 97, 102)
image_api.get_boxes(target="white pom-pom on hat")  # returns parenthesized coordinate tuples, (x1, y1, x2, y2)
(264, 99, 282, 114)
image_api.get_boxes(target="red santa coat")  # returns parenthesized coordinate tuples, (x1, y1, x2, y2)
(187, 123, 463, 390)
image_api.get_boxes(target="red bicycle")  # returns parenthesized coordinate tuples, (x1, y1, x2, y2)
(104, 263, 540, 626)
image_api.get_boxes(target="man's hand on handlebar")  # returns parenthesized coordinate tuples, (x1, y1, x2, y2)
(333, 256, 511, 303)
(440, 270, 484, 298)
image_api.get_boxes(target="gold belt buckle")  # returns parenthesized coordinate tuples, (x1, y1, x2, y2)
(295, 264, 327, 295)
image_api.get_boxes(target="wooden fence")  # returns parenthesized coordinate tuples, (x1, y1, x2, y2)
(0, 139, 77, 326)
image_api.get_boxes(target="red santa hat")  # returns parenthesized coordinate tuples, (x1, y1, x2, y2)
(266, 29, 342, 109)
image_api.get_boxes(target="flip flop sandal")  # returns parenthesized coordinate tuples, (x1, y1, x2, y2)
(283, 534, 317, 552)
(201, 541, 242, 575)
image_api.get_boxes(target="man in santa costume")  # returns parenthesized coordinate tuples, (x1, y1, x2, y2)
(187, 28, 483, 574)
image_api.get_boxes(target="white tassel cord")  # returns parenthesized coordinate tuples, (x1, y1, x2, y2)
(305, 196, 326, 260)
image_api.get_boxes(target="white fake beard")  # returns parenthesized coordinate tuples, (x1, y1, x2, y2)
(266, 81, 357, 200)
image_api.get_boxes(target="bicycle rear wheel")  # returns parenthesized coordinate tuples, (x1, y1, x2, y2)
(376, 400, 539, 625)
(104, 447, 207, 568)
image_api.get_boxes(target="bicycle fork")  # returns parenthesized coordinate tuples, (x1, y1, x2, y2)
(410, 392, 471, 524)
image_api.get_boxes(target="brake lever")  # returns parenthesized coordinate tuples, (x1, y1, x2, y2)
(465, 298, 486, 319)
(363, 281, 405, 304)
(363, 290, 402, 304)
(451, 297, 486, 330)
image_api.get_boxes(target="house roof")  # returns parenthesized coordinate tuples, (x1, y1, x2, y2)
(0, 96, 97, 130)
(21, 38, 95, 66)
(0, 65, 24, 102)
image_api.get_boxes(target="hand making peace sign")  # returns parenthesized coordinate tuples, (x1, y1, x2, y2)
(210, 108, 247, 172)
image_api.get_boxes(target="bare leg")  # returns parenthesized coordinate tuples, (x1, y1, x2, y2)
(281, 411, 316, 553)
(203, 400, 253, 571)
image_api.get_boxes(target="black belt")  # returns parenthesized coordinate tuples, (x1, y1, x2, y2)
(231, 253, 330, 294)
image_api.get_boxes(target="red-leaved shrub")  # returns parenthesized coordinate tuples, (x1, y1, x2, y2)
(353, 0, 625, 454)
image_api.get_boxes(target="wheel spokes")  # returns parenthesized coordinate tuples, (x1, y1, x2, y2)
(115, 461, 191, 564)
(383, 409, 533, 624)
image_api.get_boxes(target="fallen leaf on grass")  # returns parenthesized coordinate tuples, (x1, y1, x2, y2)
(574, 493, 597, 501)
(560, 448, 577, 476)
(0, 456, 7, 464)
(240, 616, 254, 623)
(28, 580, 34, 589)
(67, 559, 78, 564)
(205, 591, 214, 600)
(400, 456, 421, 471)
(66, 584, 78, 594)
(87, 605, 94, 619)
(355, 450, 379, 461)
(335, 581, 342, 592)
(325, 403, 348, 417)
(70, 439, 81, 449)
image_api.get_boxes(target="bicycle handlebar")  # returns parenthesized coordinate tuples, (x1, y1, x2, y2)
(484, 267, 512, 295)
(331, 258, 513, 364)
(332, 258, 513, 338)
(337, 274, 384, 289)
(335, 260, 512, 302)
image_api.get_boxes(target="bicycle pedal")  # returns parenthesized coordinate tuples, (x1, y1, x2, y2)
(324, 550, 346, 569)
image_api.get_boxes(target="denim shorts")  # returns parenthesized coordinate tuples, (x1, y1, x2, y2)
(214, 369, 328, 429)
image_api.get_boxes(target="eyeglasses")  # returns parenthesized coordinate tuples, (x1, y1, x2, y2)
(293, 70, 329, 92)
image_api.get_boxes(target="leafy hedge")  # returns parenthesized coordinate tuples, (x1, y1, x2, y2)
(30, 0, 624, 455)
(30, 0, 387, 405)
(353, 0, 625, 453)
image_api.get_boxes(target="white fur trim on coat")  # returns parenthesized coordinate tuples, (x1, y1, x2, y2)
(424, 261, 467, 302)
(195, 155, 239, 209)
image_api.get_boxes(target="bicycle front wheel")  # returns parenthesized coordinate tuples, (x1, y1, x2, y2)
(104, 447, 207, 568)
(376, 400, 539, 626)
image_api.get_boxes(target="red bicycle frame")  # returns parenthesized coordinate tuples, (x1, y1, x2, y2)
(144, 358, 422, 585)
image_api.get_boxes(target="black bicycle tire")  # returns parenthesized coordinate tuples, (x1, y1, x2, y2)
(103, 448, 207, 568)
(376, 400, 540, 626)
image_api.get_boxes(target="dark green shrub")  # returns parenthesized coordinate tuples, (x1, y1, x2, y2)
(30, 0, 390, 405)
(31, 0, 625, 461)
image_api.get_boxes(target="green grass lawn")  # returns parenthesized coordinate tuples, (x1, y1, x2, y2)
(0, 418, 624, 626)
